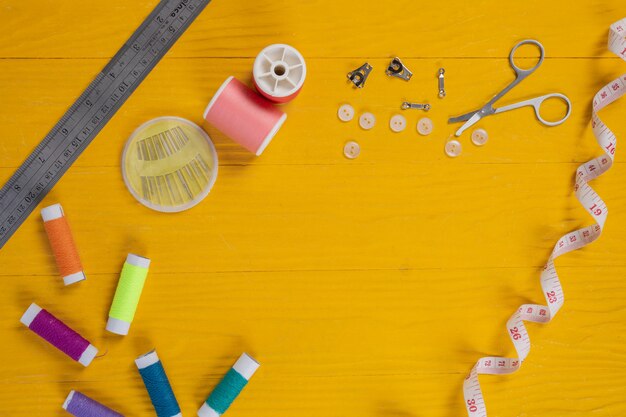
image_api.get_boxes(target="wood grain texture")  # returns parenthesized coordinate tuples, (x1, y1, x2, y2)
(0, 1, 625, 416)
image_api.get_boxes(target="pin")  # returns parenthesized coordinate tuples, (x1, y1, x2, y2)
(401, 102, 431, 111)
(386, 57, 412, 81)
(347, 63, 373, 88)
(438, 68, 446, 98)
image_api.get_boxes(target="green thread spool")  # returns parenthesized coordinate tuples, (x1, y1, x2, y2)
(106, 253, 150, 335)
(197, 353, 260, 417)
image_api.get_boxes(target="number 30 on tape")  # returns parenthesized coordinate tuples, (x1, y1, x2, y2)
(463, 18, 626, 417)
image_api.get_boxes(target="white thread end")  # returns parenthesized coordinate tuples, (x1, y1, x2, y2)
(20, 303, 42, 327)
(253, 44, 306, 101)
(63, 271, 86, 286)
(135, 349, 159, 369)
(62, 390, 75, 410)
(203, 76, 235, 120)
(233, 353, 260, 380)
(106, 317, 131, 335)
(41, 203, 64, 222)
(78, 344, 98, 367)
(197, 402, 220, 417)
(126, 253, 150, 269)
(256, 113, 287, 156)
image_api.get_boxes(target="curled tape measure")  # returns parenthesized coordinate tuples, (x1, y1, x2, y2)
(463, 18, 626, 417)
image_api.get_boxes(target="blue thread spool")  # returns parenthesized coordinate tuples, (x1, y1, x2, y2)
(135, 350, 182, 417)
(197, 353, 260, 417)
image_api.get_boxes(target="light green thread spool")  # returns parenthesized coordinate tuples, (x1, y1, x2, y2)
(106, 253, 150, 335)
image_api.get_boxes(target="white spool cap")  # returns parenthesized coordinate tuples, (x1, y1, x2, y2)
(62, 390, 75, 410)
(20, 302, 42, 327)
(198, 403, 220, 417)
(233, 353, 260, 380)
(106, 317, 130, 336)
(41, 203, 64, 221)
(253, 44, 306, 103)
(126, 253, 151, 269)
(135, 349, 160, 369)
(78, 344, 98, 367)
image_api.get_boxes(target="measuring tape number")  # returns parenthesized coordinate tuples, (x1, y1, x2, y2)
(463, 18, 626, 417)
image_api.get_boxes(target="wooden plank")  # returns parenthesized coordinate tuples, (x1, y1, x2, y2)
(0, 58, 624, 169)
(0, 0, 624, 58)
(0, 162, 623, 274)
(0, 267, 624, 416)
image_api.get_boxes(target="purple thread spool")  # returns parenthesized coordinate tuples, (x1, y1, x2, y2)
(20, 303, 98, 366)
(63, 391, 124, 417)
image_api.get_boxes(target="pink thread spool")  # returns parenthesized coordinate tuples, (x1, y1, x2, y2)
(253, 44, 306, 103)
(20, 303, 98, 366)
(203, 77, 287, 156)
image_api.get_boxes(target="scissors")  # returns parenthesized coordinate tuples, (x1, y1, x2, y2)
(448, 40, 572, 137)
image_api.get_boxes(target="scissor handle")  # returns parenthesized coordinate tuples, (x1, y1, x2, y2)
(533, 93, 572, 126)
(509, 39, 545, 78)
(497, 93, 572, 126)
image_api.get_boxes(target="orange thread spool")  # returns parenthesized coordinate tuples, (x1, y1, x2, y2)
(41, 204, 85, 286)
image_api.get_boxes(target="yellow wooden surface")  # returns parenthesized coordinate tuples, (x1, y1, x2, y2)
(1, 0, 626, 416)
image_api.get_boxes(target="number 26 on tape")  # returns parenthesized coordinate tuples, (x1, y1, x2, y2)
(546, 290, 557, 304)
(509, 326, 522, 340)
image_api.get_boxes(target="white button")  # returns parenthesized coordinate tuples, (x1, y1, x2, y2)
(471, 128, 488, 146)
(338, 104, 355, 122)
(343, 141, 360, 159)
(445, 140, 462, 157)
(359, 112, 376, 130)
(417, 117, 433, 135)
(389, 114, 406, 132)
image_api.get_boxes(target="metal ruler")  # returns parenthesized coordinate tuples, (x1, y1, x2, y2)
(0, 0, 211, 249)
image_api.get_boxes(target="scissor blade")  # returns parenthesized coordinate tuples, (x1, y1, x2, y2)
(454, 113, 482, 137)
(448, 109, 481, 123)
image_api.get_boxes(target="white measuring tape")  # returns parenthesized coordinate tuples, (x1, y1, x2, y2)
(463, 18, 626, 417)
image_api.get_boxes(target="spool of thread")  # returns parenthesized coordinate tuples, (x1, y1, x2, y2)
(197, 353, 260, 417)
(20, 303, 98, 366)
(106, 254, 150, 335)
(136, 350, 182, 417)
(41, 203, 86, 286)
(62, 390, 124, 417)
(252, 44, 307, 103)
(203, 76, 287, 156)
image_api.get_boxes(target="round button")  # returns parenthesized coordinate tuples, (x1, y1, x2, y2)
(445, 140, 462, 157)
(417, 117, 433, 135)
(389, 114, 407, 132)
(359, 112, 376, 130)
(471, 128, 488, 146)
(338, 104, 355, 122)
(343, 141, 360, 159)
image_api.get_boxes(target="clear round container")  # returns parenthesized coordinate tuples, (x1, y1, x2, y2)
(122, 116, 218, 212)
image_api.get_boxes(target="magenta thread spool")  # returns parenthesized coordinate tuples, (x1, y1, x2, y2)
(203, 76, 287, 156)
(20, 303, 98, 366)
(63, 390, 124, 417)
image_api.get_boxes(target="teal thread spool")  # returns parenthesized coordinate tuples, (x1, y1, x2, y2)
(197, 353, 260, 417)
(136, 350, 181, 417)
(106, 254, 150, 335)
